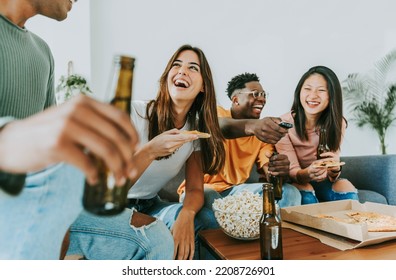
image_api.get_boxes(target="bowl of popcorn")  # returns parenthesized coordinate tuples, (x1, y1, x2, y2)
(212, 191, 262, 240)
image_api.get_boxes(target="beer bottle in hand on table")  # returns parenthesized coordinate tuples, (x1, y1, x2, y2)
(83, 55, 135, 215)
(260, 183, 283, 260)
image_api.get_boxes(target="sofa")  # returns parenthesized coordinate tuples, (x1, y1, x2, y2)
(159, 154, 396, 205)
(340, 154, 395, 205)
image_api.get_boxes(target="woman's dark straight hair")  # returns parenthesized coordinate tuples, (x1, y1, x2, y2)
(291, 66, 345, 151)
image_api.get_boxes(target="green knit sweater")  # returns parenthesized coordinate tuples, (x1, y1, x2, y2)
(0, 14, 56, 125)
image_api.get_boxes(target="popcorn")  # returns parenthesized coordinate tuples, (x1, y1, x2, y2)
(212, 191, 262, 240)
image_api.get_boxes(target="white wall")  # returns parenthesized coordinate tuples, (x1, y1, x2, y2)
(29, 0, 396, 156)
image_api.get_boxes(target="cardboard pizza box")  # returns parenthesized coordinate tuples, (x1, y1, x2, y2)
(281, 200, 396, 250)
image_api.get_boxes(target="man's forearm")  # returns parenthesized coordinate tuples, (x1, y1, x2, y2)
(219, 117, 255, 139)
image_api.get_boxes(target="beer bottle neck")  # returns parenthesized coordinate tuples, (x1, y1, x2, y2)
(262, 184, 276, 215)
(110, 55, 135, 114)
(115, 69, 133, 98)
(319, 128, 327, 145)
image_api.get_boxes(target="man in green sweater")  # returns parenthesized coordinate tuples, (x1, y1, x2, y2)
(0, 0, 139, 259)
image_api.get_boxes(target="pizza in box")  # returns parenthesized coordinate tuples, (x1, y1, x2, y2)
(317, 211, 396, 232)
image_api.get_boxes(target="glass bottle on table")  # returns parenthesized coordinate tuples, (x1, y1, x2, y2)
(83, 55, 135, 215)
(260, 183, 283, 260)
(317, 127, 330, 159)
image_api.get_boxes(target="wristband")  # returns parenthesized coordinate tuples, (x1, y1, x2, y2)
(0, 171, 26, 196)
(333, 165, 342, 174)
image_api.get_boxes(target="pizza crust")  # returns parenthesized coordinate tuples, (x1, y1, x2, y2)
(181, 130, 211, 138)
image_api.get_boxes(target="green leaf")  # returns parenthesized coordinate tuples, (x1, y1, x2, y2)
(341, 49, 396, 154)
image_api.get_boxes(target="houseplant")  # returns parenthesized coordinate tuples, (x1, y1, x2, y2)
(56, 61, 92, 104)
(342, 49, 396, 155)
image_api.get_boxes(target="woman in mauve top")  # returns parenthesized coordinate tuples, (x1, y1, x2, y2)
(275, 66, 358, 204)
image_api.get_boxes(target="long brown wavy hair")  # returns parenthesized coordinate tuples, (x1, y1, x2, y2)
(146, 44, 225, 174)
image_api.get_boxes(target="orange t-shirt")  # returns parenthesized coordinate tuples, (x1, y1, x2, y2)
(178, 106, 273, 194)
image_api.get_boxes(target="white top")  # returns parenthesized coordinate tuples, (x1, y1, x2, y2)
(128, 100, 200, 199)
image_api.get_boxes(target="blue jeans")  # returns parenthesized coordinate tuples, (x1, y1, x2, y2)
(0, 163, 84, 259)
(67, 207, 174, 260)
(300, 178, 359, 205)
(145, 196, 219, 260)
(202, 182, 301, 210)
(68, 196, 217, 259)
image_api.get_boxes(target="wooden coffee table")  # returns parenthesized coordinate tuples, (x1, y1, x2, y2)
(198, 228, 396, 260)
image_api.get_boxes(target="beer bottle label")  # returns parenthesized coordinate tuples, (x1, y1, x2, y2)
(271, 226, 279, 249)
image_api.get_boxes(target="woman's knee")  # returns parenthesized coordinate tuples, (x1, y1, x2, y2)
(140, 218, 174, 259)
(129, 211, 174, 259)
(130, 211, 156, 227)
(330, 179, 359, 201)
(332, 179, 357, 193)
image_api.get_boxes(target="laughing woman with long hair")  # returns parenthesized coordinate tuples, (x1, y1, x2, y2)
(67, 45, 225, 260)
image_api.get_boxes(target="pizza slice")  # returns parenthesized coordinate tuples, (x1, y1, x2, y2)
(312, 159, 346, 168)
(181, 130, 211, 138)
(346, 211, 396, 232)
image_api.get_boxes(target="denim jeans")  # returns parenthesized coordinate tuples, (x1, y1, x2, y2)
(300, 178, 359, 205)
(0, 163, 84, 259)
(68, 196, 217, 260)
(67, 207, 174, 260)
(201, 182, 301, 210)
(144, 196, 219, 259)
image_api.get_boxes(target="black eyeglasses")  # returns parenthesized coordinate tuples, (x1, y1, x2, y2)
(239, 90, 268, 99)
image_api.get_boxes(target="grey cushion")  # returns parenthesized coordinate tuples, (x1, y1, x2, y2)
(341, 155, 396, 205)
(357, 190, 387, 204)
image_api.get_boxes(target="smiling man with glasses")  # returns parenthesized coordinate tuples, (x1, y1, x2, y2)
(229, 74, 269, 120)
(178, 73, 301, 227)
